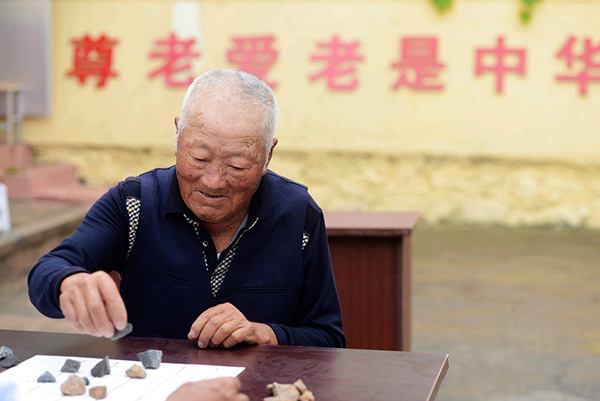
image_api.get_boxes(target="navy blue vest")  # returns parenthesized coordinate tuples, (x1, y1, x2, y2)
(119, 167, 309, 338)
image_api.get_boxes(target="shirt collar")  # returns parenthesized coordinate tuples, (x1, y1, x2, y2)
(164, 167, 270, 221)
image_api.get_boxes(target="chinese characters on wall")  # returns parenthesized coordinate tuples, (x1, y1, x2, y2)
(67, 32, 600, 95)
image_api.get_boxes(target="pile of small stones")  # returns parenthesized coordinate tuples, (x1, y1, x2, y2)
(264, 379, 316, 401)
(33, 349, 162, 399)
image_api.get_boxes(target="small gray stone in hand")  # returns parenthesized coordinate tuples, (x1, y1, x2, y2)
(60, 358, 81, 373)
(37, 371, 56, 383)
(110, 323, 133, 341)
(137, 349, 162, 369)
(91, 356, 111, 377)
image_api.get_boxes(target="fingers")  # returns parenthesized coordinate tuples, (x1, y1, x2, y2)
(211, 320, 250, 348)
(97, 275, 127, 330)
(84, 279, 114, 337)
(188, 303, 252, 348)
(59, 271, 126, 337)
(166, 378, 244, 401)
(59, 296, 84, 332)
(222, 325, 254, 349)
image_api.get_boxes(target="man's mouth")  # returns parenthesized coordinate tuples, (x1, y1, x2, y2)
(197, 190, 225, 199)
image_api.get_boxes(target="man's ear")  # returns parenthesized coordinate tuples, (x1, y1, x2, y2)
(263, 138, 278, 174)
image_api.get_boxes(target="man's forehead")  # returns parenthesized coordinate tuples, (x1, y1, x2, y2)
(182, 126, 264, 155)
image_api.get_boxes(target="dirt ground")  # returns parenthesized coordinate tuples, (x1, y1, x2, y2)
(412, 224, 600, 401)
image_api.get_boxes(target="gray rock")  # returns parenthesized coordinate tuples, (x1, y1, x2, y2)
(137, 349, 162, 369)
(83, 376, 90, 385)
(110, 323, 133, 341)
(37, 371, 56, 383)
(60, 358, 80, 373)
(0, 353, 18, 368)
(91, 356, 111, 377)
(0, 345, 14, 359)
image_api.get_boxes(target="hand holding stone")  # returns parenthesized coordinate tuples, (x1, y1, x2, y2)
(187, 302, 277, 348)
(59, 271, 127, 338)
(167, 377, 249, 401)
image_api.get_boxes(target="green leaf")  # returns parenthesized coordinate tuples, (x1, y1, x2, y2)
(432, 0, 453, 13)
(520, 8, 532, 24)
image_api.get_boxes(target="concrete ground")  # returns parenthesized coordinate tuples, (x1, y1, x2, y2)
(1, 200, 599, 401)
(412, 225, 600, 401)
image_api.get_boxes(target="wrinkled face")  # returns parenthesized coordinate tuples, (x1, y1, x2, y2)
(175, 100, 273, 226)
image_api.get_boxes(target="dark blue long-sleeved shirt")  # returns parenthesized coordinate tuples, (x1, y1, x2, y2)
(28, 167, 346, 347)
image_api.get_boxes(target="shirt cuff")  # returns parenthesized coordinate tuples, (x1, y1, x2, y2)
(266, 323, 290, 345)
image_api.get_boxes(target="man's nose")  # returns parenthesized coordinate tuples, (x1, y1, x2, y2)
(201, 164, 227, 190)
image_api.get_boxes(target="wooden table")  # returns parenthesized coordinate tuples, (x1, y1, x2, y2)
(0, 330, 448, 401)
(325, 212, 419, 351)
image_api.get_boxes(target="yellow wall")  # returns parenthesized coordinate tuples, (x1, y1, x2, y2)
(23, 0, 600, 227)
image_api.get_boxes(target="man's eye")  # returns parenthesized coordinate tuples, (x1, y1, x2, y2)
(194, 158, 208, 163)
(229, 165, 245, 171)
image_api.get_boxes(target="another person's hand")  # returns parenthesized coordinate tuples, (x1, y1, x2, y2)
(167, 378, 249, 401)
(188, 302, 277, 348)
(59, 271, 127, 337)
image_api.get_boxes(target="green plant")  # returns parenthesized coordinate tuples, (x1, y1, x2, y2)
(431, 0, 453, 14)
(520, 0, 543, 24)
(430, 0, 543, 24)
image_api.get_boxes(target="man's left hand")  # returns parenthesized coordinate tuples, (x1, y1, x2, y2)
(188, 302, 278, 348)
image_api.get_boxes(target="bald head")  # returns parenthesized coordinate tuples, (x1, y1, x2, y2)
(177, 70, 278, 155)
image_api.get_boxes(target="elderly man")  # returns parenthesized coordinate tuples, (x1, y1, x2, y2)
(28, 69, 345, 348)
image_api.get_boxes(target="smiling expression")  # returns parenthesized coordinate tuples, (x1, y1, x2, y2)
(175, 99, 273, 228)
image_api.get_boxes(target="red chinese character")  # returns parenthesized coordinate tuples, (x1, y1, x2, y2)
(556, 36, 600, 96)
(390, 37, 445, 91)
(309, 35, 365, 91)
(475, 36, 526, 94)
(67, 34, 118, 88)
(227, 35, 278, 89)
(148, 33, 201, 88)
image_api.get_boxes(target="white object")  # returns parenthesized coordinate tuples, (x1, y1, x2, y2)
(0, 354, 244, 401)
(0, 183, 11, 233)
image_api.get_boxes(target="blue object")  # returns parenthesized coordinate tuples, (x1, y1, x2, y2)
(28, 167, 345, 347)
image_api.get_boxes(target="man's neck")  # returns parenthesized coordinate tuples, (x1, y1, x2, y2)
(203, 214, 248, 253)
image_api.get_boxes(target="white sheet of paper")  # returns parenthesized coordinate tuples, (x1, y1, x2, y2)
(0, 354, 244, 401)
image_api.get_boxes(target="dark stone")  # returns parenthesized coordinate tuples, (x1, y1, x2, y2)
(137, 349, 162, 369)
(0, 345, 14, 360)
(110, 323, 133, 341)
(83, 376, 90, 385)
(37, 371, 56, 383)
(91, 356, 111, 377)
(0, 353, 18, 368)
(60, 358, 81, 373)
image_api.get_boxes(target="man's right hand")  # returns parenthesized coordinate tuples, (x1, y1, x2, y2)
(167, 378, 249, 401)
(59, 271, 127, 338)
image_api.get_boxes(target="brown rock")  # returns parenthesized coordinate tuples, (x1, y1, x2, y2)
(60, 375, 86, 396)
(126, 364, 147, 379)
(299, 390, 315, 401)
(89, 385, 107, 399)
(293, 379, 308, 394)
(273, 382, 300, 398)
